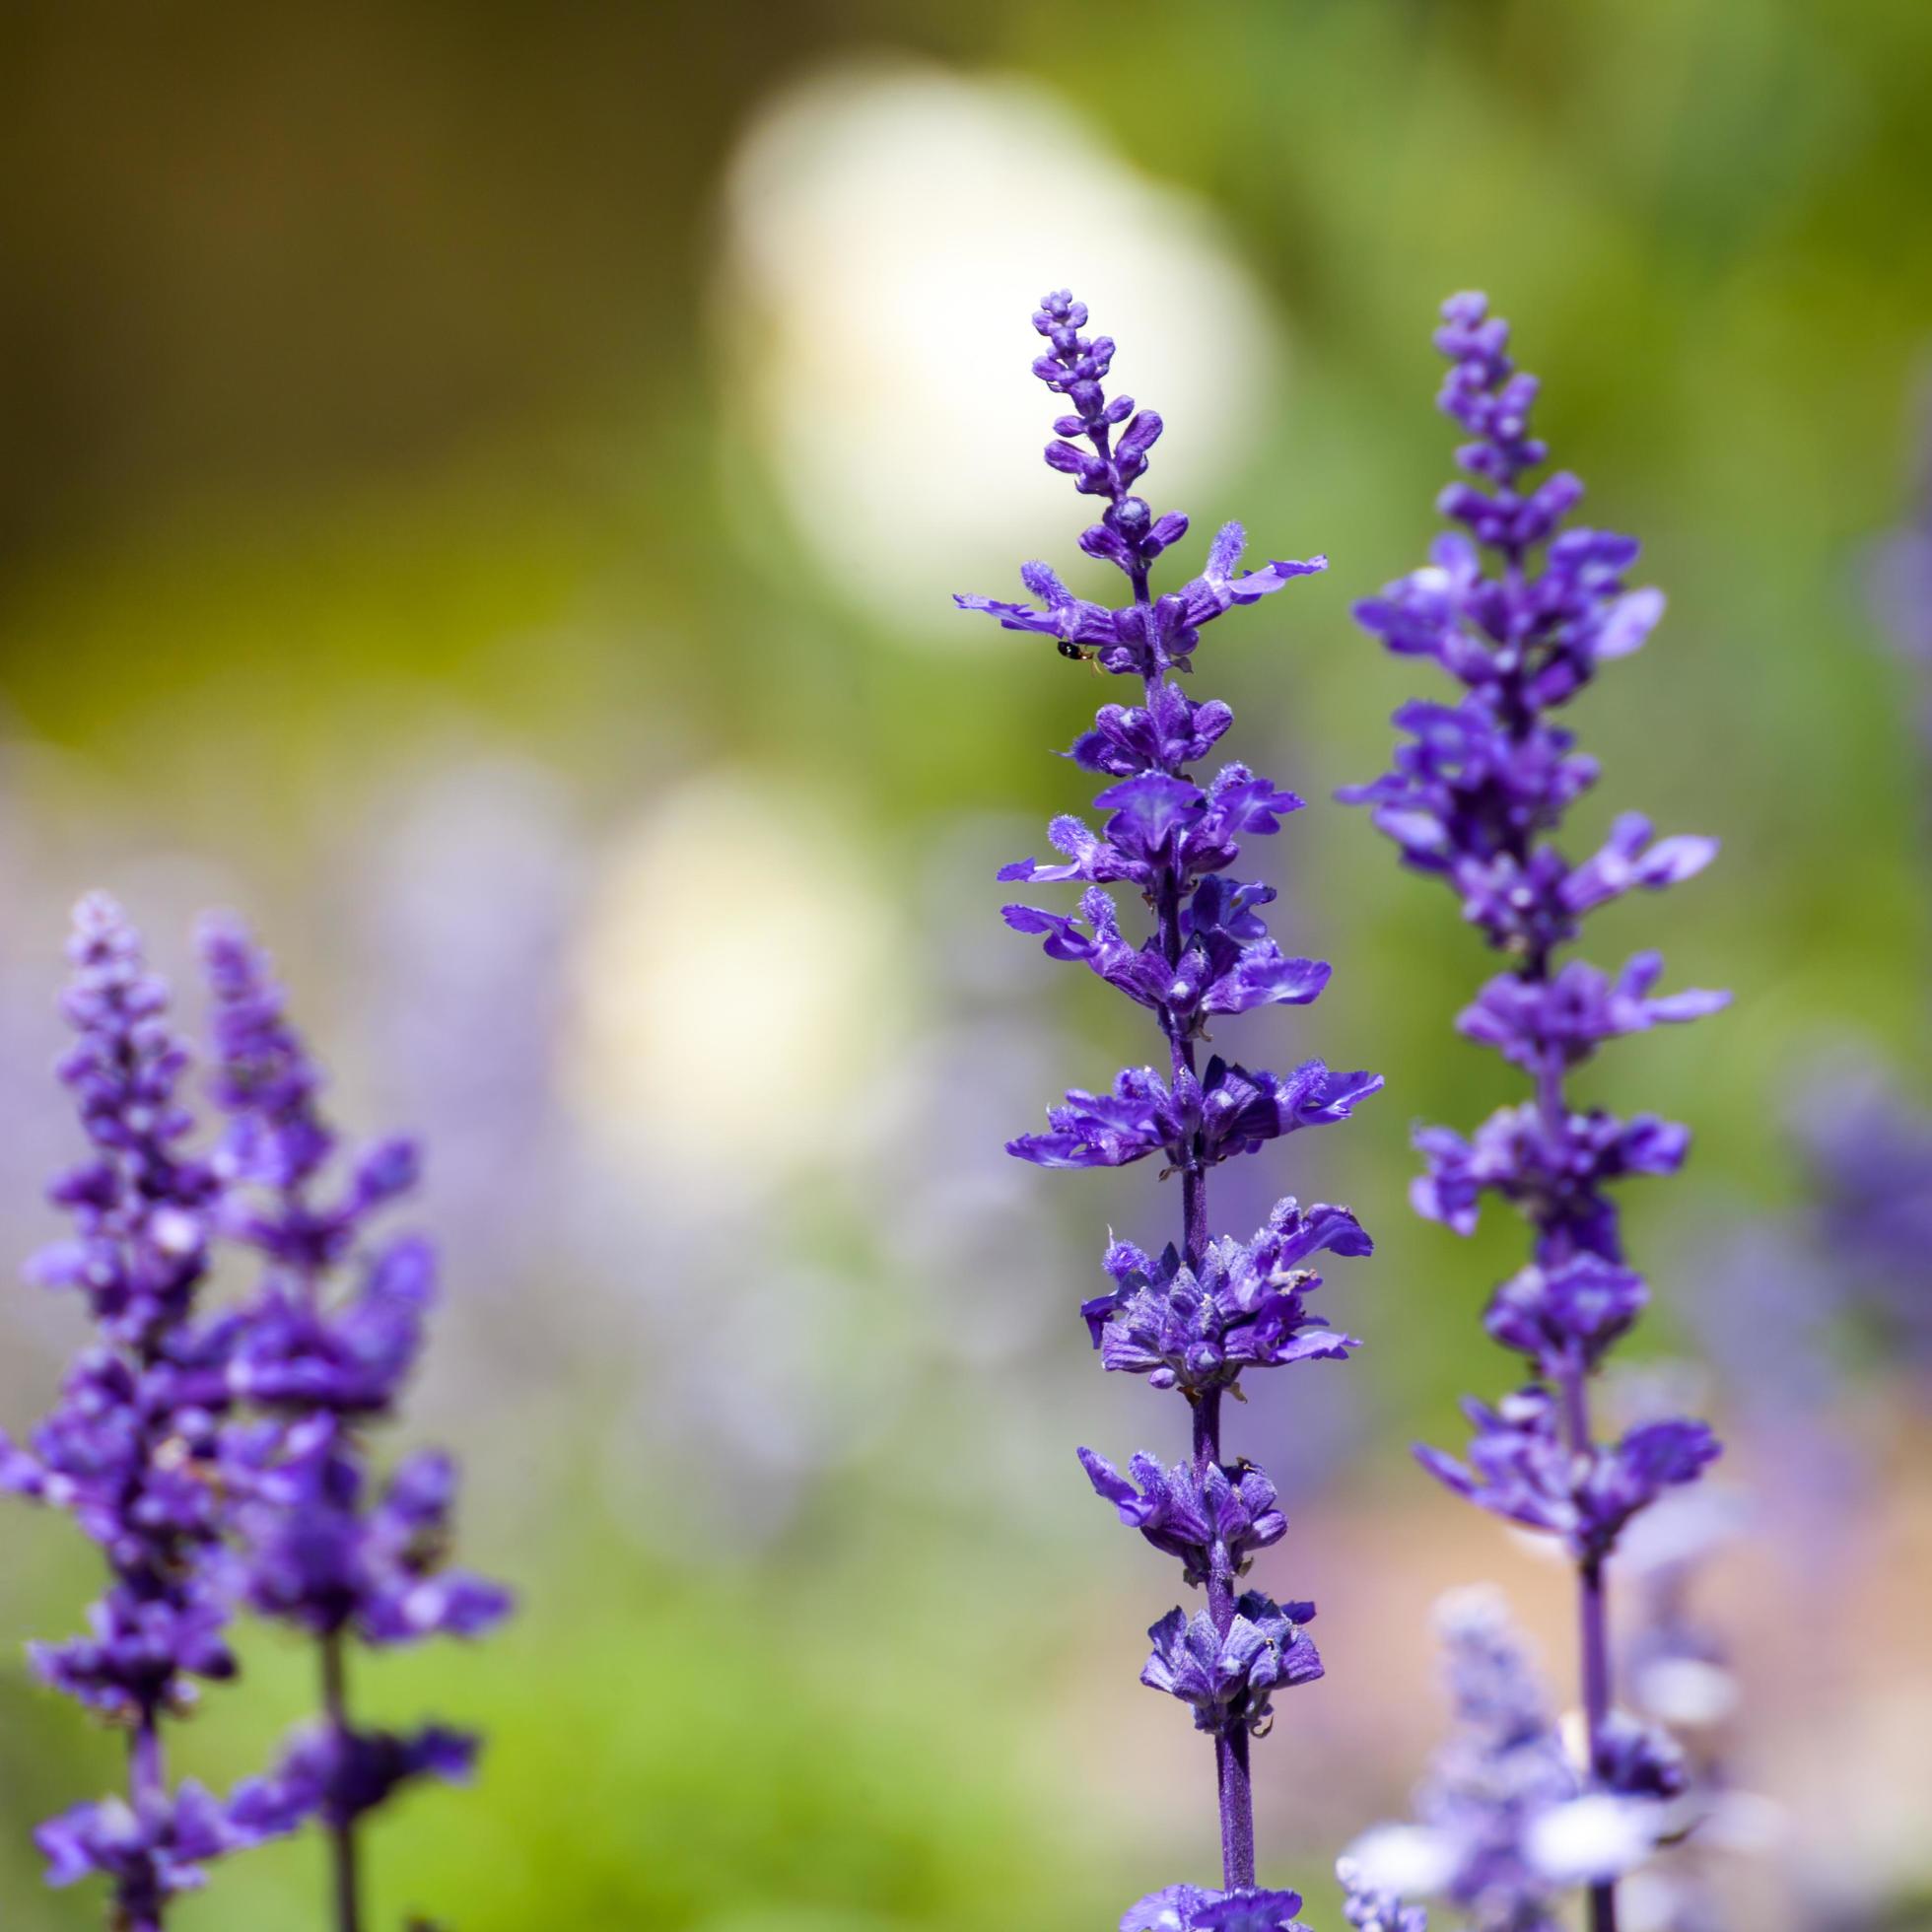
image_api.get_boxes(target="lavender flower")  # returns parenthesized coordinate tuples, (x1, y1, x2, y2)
(37, 1781, 247, 1913)
(961, 291, 1377, 1910)
(1123, 1884, 1313, 1932)
(0, 896, 263, 1922)
(1346, 1590, 1676, 1932)
(198, 917, 510, 1931)
(1337, 1857, 1427, 1932)
(1795, 1062, 1932, 1372)
(1343, 296, 1727, 1932)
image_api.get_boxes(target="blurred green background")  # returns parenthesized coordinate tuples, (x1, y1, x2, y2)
(0, 1, 1928, 1927)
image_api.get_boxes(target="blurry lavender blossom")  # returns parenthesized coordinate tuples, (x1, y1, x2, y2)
(961, 290, 1378, 1915)
(1867, 371, 1932, 733)
(1615, 1476, 1747, 1932)
(199, 916, 511, 1927)
(355, 758, 586, 1295)
(1781, 376, 1932, 1368)
(1346, 1590, 1681, 1932)
(0, 896, 508, 1928)
(1338, 1856, 1428, 1932)
(0, 897, 266, 1920)
(1344, 295, 1727, 1932)
(1790, 1059, 1932, 1373)
(1683, 389, 1932, 1493)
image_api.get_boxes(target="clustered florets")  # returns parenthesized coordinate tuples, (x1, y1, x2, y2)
(1349, 1590, 1689, 1932)
(1342, 295, 1727, 1919)
(0, 893, 507, 1921)
(1414, 1390, 1718, 1565)
(961, 292, 1379, 1925)
(1124, 1884, 1314, 1932)
(1079, 1202, 1367, 1394)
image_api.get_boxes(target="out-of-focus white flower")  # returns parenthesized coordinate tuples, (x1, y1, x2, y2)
(564, 773, 901, 1192)
(1632, 1655, 1740, 1729)
(718, 58, 1282, 638)
(1339, 1824, 1459, 1898)
(1525, 1793, 1658, 1885)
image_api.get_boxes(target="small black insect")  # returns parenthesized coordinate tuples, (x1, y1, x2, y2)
(1056, 639, 1085, 661)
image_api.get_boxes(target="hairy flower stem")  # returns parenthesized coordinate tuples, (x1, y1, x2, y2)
(1578, 1567, 1617, 1932)
(1534, 1042, 1621, 1932)
(1534, 1047, 1620, 1932)
(1141, 560, 1256, 1893)
(322, 1633, 362, 1932)
(1565, 1360, 1618, 1932)
(1181, 1099, 1251, 1889)
(1191, 1389, 1256, 1888)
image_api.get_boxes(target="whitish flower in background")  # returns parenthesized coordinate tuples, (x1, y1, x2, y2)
(1338, 1856, 1428, 1932)
(1343, 295, 1726, 1932)
(565, 775, 901, 1194)
(722, 60, 1279, 638)
(1345, 1589, 1677, 1932)
(963, 290, 1373, 1919)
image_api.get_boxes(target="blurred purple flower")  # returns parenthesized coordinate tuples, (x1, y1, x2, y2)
(198, 917, 509, 1923)
(0, 897, 269, 1913)
(232, 1720, 477, 1835)
(1414, 1390, 1718, 1563)
(37, 1781, 244, 1908)
(1337, 1857, 1427, 1932)
(1344, 295, 1727, 1930)
(1347, 1589, 1672, 1932)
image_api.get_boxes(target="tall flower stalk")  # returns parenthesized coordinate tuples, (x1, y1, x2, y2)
(0, 897, 259, 1923)
(0, 898, 508, 1929)
(959, 290, 1380, 1929)
(1342, 295, 1728, 1932)
(199, 918, 512, 1932)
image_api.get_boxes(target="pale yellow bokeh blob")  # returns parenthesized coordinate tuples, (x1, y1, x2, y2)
(719, 58, 1283, 638)
(563, 775, 900, 1190)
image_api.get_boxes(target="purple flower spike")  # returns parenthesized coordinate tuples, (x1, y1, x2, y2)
(1337, 1858, 1428, 1932)
(197, 917, 510, 1924)
(4, 897, 509, 1926)
(1, 899, 270, 1920)
(965, 293, 1370, 1898)
(30, 893, 219, 1349)
(1344, 295, 1729, 1927)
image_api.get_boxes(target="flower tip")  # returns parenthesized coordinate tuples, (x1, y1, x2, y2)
(71, 888, 126, 929)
